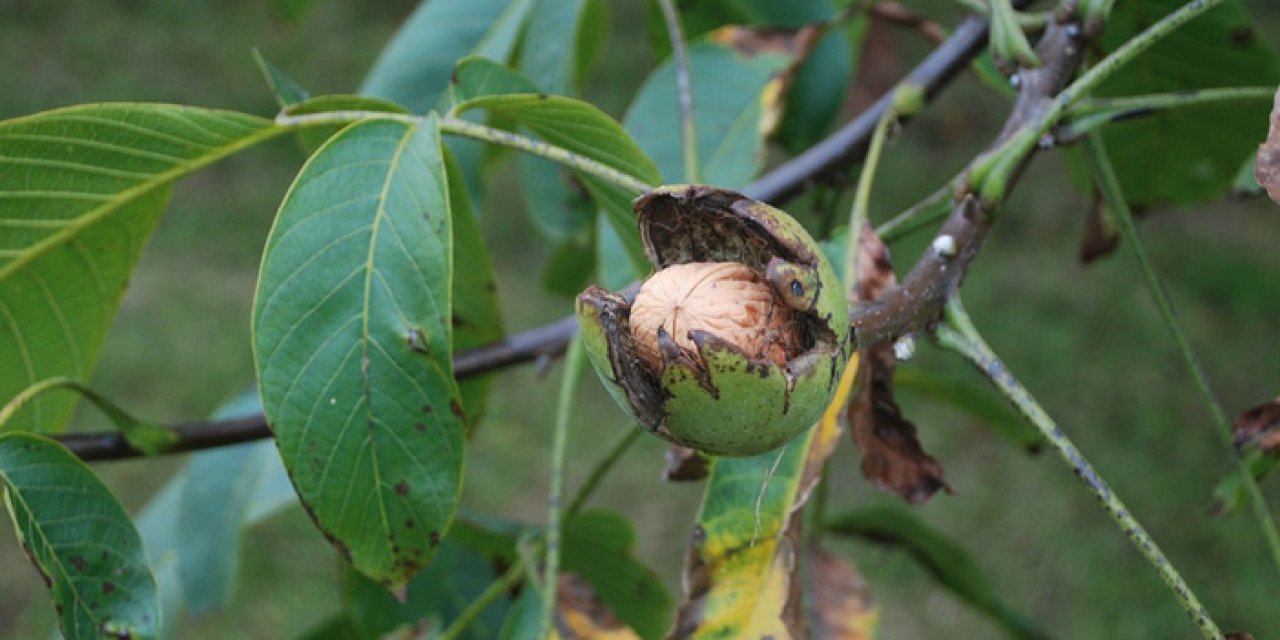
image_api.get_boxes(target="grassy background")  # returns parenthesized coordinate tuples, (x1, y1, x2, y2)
(2, 0, 1279, 637)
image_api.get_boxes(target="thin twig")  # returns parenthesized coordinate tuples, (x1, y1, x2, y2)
(1082, 132, 1280, 577)
(565, 427, 642, 519)
(937, 297, 1223, 640)
(657, 0, 700, 183)
(438, 557, 526, 640)
(539, 338, 586, 638)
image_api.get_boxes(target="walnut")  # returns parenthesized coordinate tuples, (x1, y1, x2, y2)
(628, 262, 799, 372)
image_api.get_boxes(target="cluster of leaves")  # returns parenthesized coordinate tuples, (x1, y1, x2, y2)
(0, 0, 1278, 638)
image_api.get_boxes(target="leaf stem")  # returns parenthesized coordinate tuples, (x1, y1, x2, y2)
(273, 111, 655, 195)
(1081, 132, 1280, 577)
(874, 182, 955, 242)
(539, 337, 587, 638)
(657, 0, 700, 183)
(439, 557, 526, 640)
(1064, 86, 1277, 139)
(565, 427, 642, 519)
(937, 297, 1223, 640)
(970, 0, 1230, 202)
(843, 91, 900, 291)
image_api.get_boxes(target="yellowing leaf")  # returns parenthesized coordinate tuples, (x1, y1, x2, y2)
(672, 354, 859, 639)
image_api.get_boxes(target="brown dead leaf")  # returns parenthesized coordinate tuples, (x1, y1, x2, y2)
(849, 225, 950, 504)
(805, 544, 878, 639)
(1233, 396, 1280, 453)
(665, 445, 710, 481)
(1254, 87, 1280, 205)
(557, 573, 640, 640)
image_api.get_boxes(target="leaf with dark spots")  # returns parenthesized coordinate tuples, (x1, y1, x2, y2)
(70, 556, 88, 572)
(1254, 87, 1280, 205)
(1234, 396, 1280, 452)
(848, 226, 948, 503)
(395, 481, 410, 496)
(804, 544, 877, 639)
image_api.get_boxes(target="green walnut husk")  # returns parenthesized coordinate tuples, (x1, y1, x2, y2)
(576, 185, 851, 456)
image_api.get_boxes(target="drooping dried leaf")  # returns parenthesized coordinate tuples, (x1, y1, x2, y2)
(557, 573, 641, 640)
(805, 544, 878, 640)
(1233, 396, 1280, 453)
(665, 445, 710, 482)
(1079, 188, 1120, 264)
(1253, 87, 1280, 205)
(849, 226, 949, 503)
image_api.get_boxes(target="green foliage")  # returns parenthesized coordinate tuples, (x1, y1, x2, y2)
(2, 0, 1280, 638)
(1093, 0, 1280, 206)
(0, 105, 282, 434)
(252, 116, 463, 590)
(0, 433, 158, 639)
(624, 40, 789, 186)
(826, 505, 1044, 639)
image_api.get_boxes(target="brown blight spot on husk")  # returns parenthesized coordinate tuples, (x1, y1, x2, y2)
(1234, 396, 1280, 453)
(1254, 87, 1280, 205)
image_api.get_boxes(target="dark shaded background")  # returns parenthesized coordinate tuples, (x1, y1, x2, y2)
(1, 1, 1278, 637)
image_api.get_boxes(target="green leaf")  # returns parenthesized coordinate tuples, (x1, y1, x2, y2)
(252, 115, 464, 590)
(253, 49, 312, 108)
(0, 433, 159, 639)
(455, 94, 659, 275)
(134, 389, 296, 633)
(894, 367, 1043, 452)
(542, 233, 597, 296)
(1093, 0, 1280, 206)
(0, 104, 281, 434)
(1213, 449, 1280, 516)
(360, 0, 534, 114)
(444, 148, 505, 429)
(344, 536, 512, 640)
(0, 377, 176, 455)
(447, 57, 541, 109)
(518, 0, 596, 96)
(498, 576, 546, 640)
(562, 510, 673, 640)
(826, 505, 1045, 639)
(623, 40, 790, 187)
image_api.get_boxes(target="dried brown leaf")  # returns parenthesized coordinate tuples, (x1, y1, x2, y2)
(849, 225, 949, 503)
(805, 544, 877, 640)
(557, 573, 640, 640)
(1233, 396, 1280, 453)
(1254, 87, 1280, 205)
(850, 344, 951, 503)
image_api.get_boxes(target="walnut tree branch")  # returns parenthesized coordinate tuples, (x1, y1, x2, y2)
(60, 8, 1020, 462)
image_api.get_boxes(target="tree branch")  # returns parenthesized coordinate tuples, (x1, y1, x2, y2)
(60, 9, 1018, 462)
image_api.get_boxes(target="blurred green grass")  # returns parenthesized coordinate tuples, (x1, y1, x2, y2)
(2, 0, 1279, 637)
